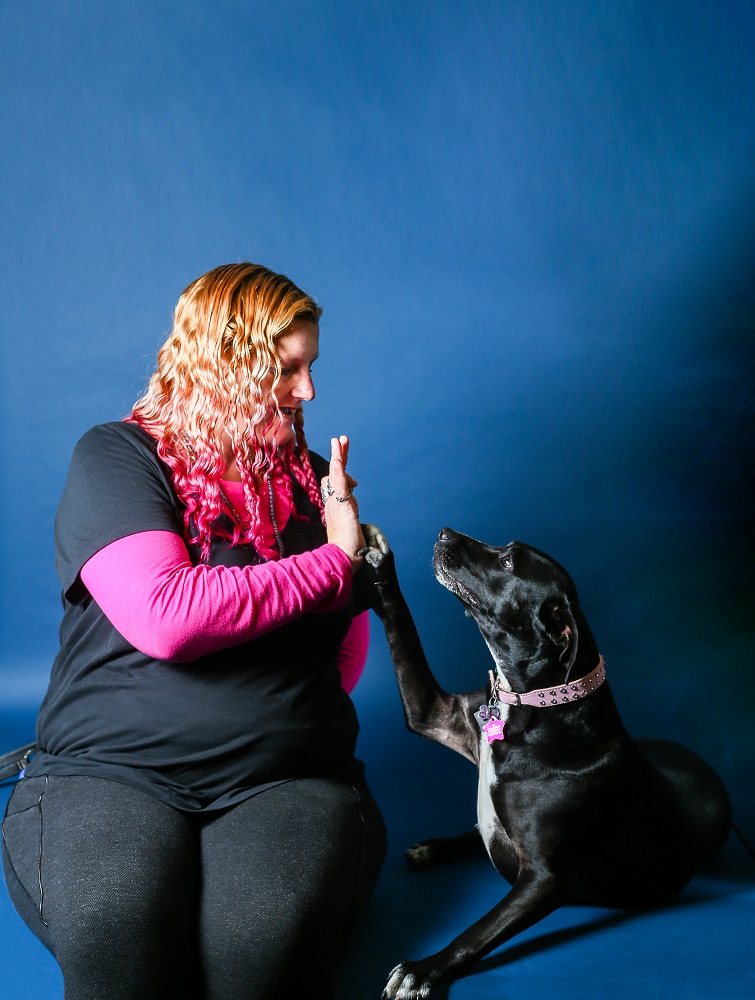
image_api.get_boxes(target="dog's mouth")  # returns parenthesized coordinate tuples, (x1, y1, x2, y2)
(434, 557, 480, 609)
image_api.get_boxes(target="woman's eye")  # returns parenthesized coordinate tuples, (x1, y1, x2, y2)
(269, 362, 314, 378)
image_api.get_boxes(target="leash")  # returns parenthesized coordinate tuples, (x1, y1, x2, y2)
(0, 743, 36, 783)
(475, 656, 606, 743)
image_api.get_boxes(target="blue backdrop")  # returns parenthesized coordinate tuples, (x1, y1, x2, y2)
(1, 1, 753, 984)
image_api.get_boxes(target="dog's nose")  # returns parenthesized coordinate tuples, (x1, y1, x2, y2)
(438, 527, 454, 541)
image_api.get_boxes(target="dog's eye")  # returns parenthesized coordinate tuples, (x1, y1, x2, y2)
(500, 554, 513, 570)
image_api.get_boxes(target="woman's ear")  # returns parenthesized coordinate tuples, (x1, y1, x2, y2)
(539, 598, 579, 679)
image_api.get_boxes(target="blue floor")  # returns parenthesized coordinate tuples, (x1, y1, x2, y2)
(335, 832, 755, 1000)
(2, 709, 754, 999)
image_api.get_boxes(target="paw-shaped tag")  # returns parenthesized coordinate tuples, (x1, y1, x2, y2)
(474, 702, 500, 731)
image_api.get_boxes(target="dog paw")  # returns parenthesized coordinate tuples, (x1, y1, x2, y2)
(405, 842, 436, 869)
(359, 524, 400, 618)
(382, 959, 445, 999)
(360, 523, 393, 569)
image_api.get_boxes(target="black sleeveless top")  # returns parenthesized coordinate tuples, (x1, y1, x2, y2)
(26, 422, 371, 811)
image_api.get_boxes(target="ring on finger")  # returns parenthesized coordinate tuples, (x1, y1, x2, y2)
(321, 480, 336, 503)
(335, 490, 352, 503)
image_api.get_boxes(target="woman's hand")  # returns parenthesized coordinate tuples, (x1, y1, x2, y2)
(322, 435, 365, 571)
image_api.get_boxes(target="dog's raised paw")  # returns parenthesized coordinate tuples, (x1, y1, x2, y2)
(359, 523, 396, 580)
(360, 523, 391, 561)
(382, 961, 434, 999)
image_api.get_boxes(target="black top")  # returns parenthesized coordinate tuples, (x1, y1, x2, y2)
(27, 422, 370, 811)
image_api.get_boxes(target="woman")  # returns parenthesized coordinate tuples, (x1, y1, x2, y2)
(2, 263, 386, 999)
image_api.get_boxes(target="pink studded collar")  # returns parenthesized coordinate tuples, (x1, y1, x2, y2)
(492, 656, 606, 709)
(475, 657, 607, 743)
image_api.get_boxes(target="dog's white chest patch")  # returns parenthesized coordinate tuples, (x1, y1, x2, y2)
(476, 703, 510, 854)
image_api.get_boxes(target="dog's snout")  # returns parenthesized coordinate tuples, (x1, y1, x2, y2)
(435, 543, 459, 569)
(438, 527, 454, 542)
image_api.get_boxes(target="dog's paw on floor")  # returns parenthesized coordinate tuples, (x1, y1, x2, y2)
(382, 959, 447, 999)
(405, 830, 485, 870)
(405, 843, 436, 868)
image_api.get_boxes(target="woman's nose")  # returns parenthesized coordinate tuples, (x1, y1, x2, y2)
(293, 370, 315, 401)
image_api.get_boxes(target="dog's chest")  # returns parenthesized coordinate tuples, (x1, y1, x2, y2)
(476, 703, 510, 855)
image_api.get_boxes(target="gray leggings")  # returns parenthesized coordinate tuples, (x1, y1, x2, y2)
(2, 773, 386, 1000)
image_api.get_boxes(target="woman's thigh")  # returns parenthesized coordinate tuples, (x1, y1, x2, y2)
(198, 775, 386, 1000)
(2, 775, 200, 1000)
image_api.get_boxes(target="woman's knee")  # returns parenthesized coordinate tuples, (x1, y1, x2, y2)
(3, 775, 199, 992)
(197, 776, 386, 996)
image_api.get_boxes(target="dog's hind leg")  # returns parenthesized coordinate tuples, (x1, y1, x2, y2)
(405, 829, 485, 869)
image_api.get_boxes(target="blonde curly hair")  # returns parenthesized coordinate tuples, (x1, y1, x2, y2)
(130, 262, 324, 560)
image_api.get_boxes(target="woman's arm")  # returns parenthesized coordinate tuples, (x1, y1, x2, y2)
(80, 530, 353, 663)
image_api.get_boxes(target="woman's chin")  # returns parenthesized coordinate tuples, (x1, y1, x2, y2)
(265, 425, 296, 450)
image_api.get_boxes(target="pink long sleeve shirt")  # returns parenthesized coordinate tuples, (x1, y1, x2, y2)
(80, 514, 370, 692)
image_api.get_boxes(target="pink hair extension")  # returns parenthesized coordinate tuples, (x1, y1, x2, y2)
(292, 417, 327, 525)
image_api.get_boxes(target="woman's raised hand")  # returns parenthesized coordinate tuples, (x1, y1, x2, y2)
(322, 435, 365, 570)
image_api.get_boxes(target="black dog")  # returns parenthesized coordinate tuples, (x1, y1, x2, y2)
(362, 525, 731, 999)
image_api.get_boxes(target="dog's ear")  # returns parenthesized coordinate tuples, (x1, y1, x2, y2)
(539, 598, 579, 679)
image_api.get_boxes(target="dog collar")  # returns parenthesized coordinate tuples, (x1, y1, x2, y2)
(475, 657, 606, 742)
(493, 656, 606, 708)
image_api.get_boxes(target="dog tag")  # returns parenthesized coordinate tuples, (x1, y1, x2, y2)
(482, 716, 507, 743)
(474, 703, 504, 739)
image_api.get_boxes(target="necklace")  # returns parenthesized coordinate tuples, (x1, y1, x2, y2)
(265, 473, 286, 558)
(182, 435, 286, 559)
(216, 478, 285, 559)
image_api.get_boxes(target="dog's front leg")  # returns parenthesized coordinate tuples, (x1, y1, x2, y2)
(361, 525, 471, 758)
(382, 870, 563, 998)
